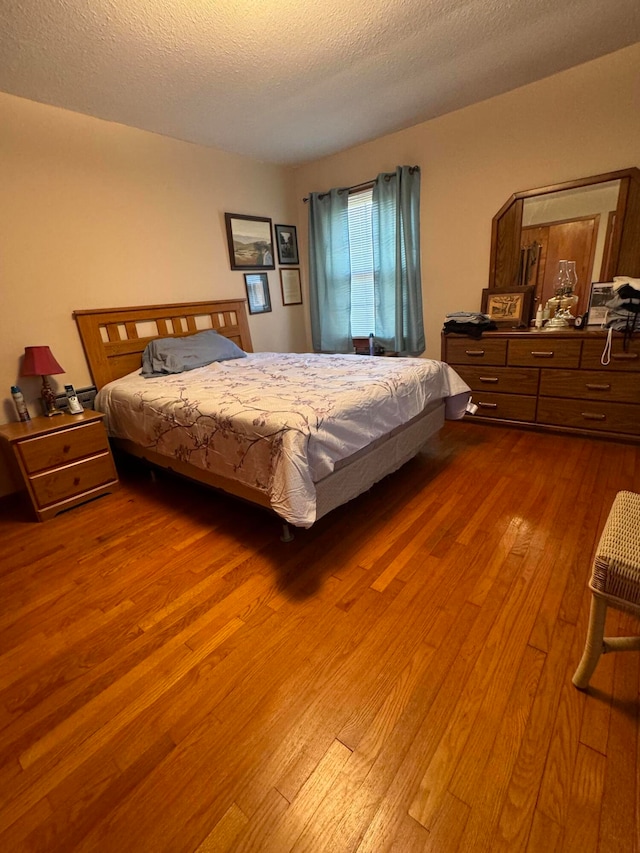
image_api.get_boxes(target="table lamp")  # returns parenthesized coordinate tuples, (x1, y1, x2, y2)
(21, 346, 65, 416)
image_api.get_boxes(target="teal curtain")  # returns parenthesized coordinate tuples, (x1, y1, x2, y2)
(308, 166, 424, 355)
(372, 166, 425, 356)
(308, 188, 352, 353)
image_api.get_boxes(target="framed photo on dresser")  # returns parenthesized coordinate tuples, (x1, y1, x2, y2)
(481, 286, 535, 328)
(587, 282, 614, 326)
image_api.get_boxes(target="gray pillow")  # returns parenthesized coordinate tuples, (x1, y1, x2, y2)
(141, 330, 246, 377)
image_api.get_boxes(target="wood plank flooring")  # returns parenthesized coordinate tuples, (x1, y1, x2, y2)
(0, 421, 638, 852)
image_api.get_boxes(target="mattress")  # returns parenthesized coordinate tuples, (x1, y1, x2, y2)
(95, 352, 470, 526)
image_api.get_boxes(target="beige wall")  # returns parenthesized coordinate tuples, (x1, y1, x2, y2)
(293, 42, 640, 359)
(0, 93, 305, 495)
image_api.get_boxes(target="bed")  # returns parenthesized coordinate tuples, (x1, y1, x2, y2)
(74, 299, 470, 532)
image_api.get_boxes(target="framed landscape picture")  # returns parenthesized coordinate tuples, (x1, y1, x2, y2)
(244, 273, 272, 314)
(225, 213, 275, 270)
(274, 224, 299, 265)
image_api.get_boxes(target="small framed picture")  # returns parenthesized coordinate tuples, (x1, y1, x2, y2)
(481, 286, 535, 328)
(274, 224, 299, 265)
(244, 273, 272, 314)
(225, 213, 275, 270)
(280, 269, 302, 306)
(587, 282, 614, 326)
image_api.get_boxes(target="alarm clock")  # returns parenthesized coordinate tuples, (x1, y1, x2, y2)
(574, 312, 588, 330)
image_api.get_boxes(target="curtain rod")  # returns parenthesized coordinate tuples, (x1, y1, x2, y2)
(302, 165, 419, 203)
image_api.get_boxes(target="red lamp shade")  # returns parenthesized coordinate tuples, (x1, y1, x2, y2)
(21, 346, 64, 377)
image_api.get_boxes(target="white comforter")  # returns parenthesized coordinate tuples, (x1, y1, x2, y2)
(96, 352, 469, 526)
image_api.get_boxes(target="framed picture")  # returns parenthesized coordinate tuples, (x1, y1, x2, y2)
(225, 213, 275, 270)
(280, 269, 302, 306)
(274, 224, 299, 265)
(587, 281, 614, 326)
(244, 273, 272, 314)
(481, 286, 535, 328)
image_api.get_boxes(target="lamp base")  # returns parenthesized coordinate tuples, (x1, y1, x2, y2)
(40, 376, 62, 417)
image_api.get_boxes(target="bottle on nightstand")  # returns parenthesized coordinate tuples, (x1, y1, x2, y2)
(10, 386, 31, 422)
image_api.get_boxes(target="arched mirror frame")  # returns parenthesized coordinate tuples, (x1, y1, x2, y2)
(489, 167, 640, 293)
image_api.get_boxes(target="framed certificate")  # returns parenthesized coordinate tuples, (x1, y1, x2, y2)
(279, 269, 302, 306)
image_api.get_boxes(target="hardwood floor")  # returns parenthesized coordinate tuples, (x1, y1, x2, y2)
(0, 421, 638, 852)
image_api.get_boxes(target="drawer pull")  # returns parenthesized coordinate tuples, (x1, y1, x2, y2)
(530, 351, 554, 358)
(465, 350, 485, 357)
(63, 444, 71, 454)
(611, 352, 638, 360)
(477, 402, 498, 409)
(585, 383, 611, 391)
(479, 376, 499, 383)
(581, 412, 606, 421)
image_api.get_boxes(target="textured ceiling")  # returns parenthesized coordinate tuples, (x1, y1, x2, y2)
(1, 0, 639, 165)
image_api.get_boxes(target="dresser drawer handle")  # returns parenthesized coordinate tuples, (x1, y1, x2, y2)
(611, 352, 638, 360)
(477, 402, 498, 409)
(581, 412, 606, 421)
(530, 351, 554, 358)
(585, 383, 611, 391)
(465, 350, 485, 357)
(479, 376, 499, 383)
(63, 444, 71, 454)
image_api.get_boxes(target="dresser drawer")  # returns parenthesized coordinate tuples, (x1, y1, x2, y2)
(455, 365, 539, 395)
(581, 338, 640, 371)
(508, 338, 582, 368)
(540, 369, 640, 404)
(537, 398, 640, 435)
(30, 452, 117, 508)
(444, 338, 507, 366)
(472, 392, 537, 422)
(17, 421, 109, 474)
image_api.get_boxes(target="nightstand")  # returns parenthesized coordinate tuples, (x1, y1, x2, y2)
(0, 410, 119, 521)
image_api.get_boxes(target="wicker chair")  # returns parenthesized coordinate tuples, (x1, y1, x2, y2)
(572, 490, 640, 690)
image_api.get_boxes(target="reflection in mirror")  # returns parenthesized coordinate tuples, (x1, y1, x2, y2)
(489, 168, 640, 320)
(520, 180, 620, 314)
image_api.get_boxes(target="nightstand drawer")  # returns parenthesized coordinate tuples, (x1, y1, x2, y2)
(17, 421, 109, 474)
(455, 365, 538, 395)
(508, 339, 581, 368)
(444, 338, 507, 365)
(472, 392, 537, 421)
(30, 452, 117, 508)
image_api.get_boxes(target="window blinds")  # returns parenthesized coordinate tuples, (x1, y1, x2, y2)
(348, 188, 375, 337)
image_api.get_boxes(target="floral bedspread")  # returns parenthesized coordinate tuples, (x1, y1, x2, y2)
(95, 353, 469, 526)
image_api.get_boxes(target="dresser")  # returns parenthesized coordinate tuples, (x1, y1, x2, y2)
(442, 330, 640, 441)
(0, 410, 119, 521)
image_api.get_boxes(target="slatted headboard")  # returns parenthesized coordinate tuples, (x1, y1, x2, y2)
(73, 299, 253, 389)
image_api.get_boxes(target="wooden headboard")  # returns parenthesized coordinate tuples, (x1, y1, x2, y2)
(73, 299, 253, 389)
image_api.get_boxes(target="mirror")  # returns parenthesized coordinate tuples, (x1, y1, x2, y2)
(489, 168, 640, 317)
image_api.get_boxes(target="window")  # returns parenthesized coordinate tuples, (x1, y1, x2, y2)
(347, 187, 374, 337)
(308, 166, 423, 355)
